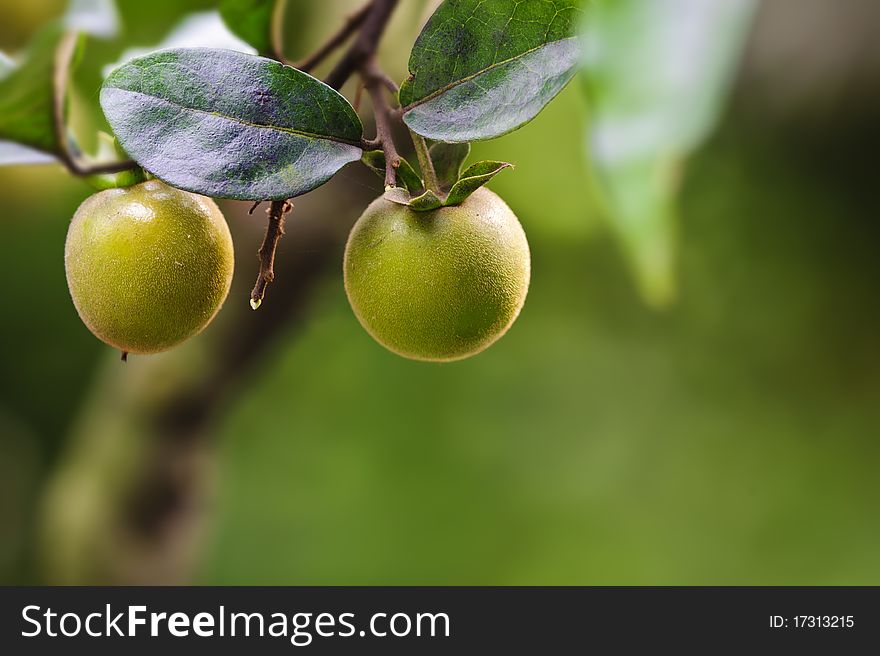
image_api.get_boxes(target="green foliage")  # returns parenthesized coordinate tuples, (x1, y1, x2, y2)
(100, 47, 363, 200)
(582, 0, 757, 306)
(429, 142, 470, 192)
(219, 0, 280, 57)
(400, 0, 585, 142)
(0, 0, 128, 167)
(361, 150, 423, 193)
(445, 160, 512, 206)
(384, 187, 443, 211)
(0, 26, 79, 164)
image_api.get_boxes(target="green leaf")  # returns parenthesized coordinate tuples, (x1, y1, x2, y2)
(0, 26, 80, 165)
(361, 150, 423, 193)
(429, 142, 470, 192)
(582, 0, 757, 306)
(101, 47, 364, 200)
(219, 0, 280, 57)
(400, 0, 585, 142)
(445, 160, 512, 206)
(384, 187, 444, 211)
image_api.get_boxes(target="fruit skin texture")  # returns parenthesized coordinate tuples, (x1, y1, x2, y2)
(65, 180, 234, 354)
(344, 187, 530, 362)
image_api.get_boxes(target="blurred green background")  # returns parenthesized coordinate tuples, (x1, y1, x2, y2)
(1, 0, 879, 585)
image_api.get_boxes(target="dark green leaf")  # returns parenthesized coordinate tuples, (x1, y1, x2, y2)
(582, 0, 757, 306)
(400, 0, 585, 142)
(429, 142, 470, 191)
(220, 0, 280, 57)
(444, 160, 512, 206)
(361, 150, 423, 193)
(101, 47, 364, 200)
(0, 26, 80, 164)
(384, 187, 444, 211)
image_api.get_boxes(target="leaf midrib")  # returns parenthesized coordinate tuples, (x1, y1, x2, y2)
(106, 87, 363, 147)
(402, 36, 579, 111)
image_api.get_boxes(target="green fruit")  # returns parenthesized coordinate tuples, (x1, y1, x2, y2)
(344, 187, 530, 362)
(65, 180, 234, 355)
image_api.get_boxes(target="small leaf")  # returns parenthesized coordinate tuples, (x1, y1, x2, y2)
(361, 150, 423, 193)
(400, 0, 585, 142)
(429, 142, 470, 192)
(0, 26, 80, 165)
(582, 0, 757, 306)
(220, 0, 281, 57)
(101, 47, 364, 200)
(384, 187, 444, 211)
(444, 160, 512, 206)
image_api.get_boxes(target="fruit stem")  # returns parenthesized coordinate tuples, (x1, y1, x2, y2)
(410, 130, 441, 194)
(250, 200, 292, 310)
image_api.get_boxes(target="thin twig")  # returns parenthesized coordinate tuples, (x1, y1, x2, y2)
(361, 56, 401, 189)
(63, 157, 139, 176)
(250, 200, 292, 310)
(247, 0, 398, 311)
(353, 80, 365, 113)
(325, 0, 399, 90)
(375, 69, 399, 94)
(295, 0, 372, 72)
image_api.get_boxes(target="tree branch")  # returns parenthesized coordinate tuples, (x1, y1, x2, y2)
(361, 56, 401, 189)
(252, 0, 400, 309)
(42, 0, 405, 586)
(295, 0, 372, 72)
(250, 200, 292, 310)
(61, 157, 139, 176)
(325, 0, 399, 91)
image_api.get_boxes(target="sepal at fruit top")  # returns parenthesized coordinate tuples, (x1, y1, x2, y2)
(361, 150, 423, 194)
(429, 142, 470, 192)
(383, 159, 512, 211)
(384, 187, 443, 211)
(446, 161, 512, 206)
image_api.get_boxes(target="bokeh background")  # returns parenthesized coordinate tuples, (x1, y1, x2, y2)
(1, 0, 879, 585)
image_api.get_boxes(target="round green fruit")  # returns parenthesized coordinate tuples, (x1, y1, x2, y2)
(344, 187, 530, 362)
(65, 180, 234, 355)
